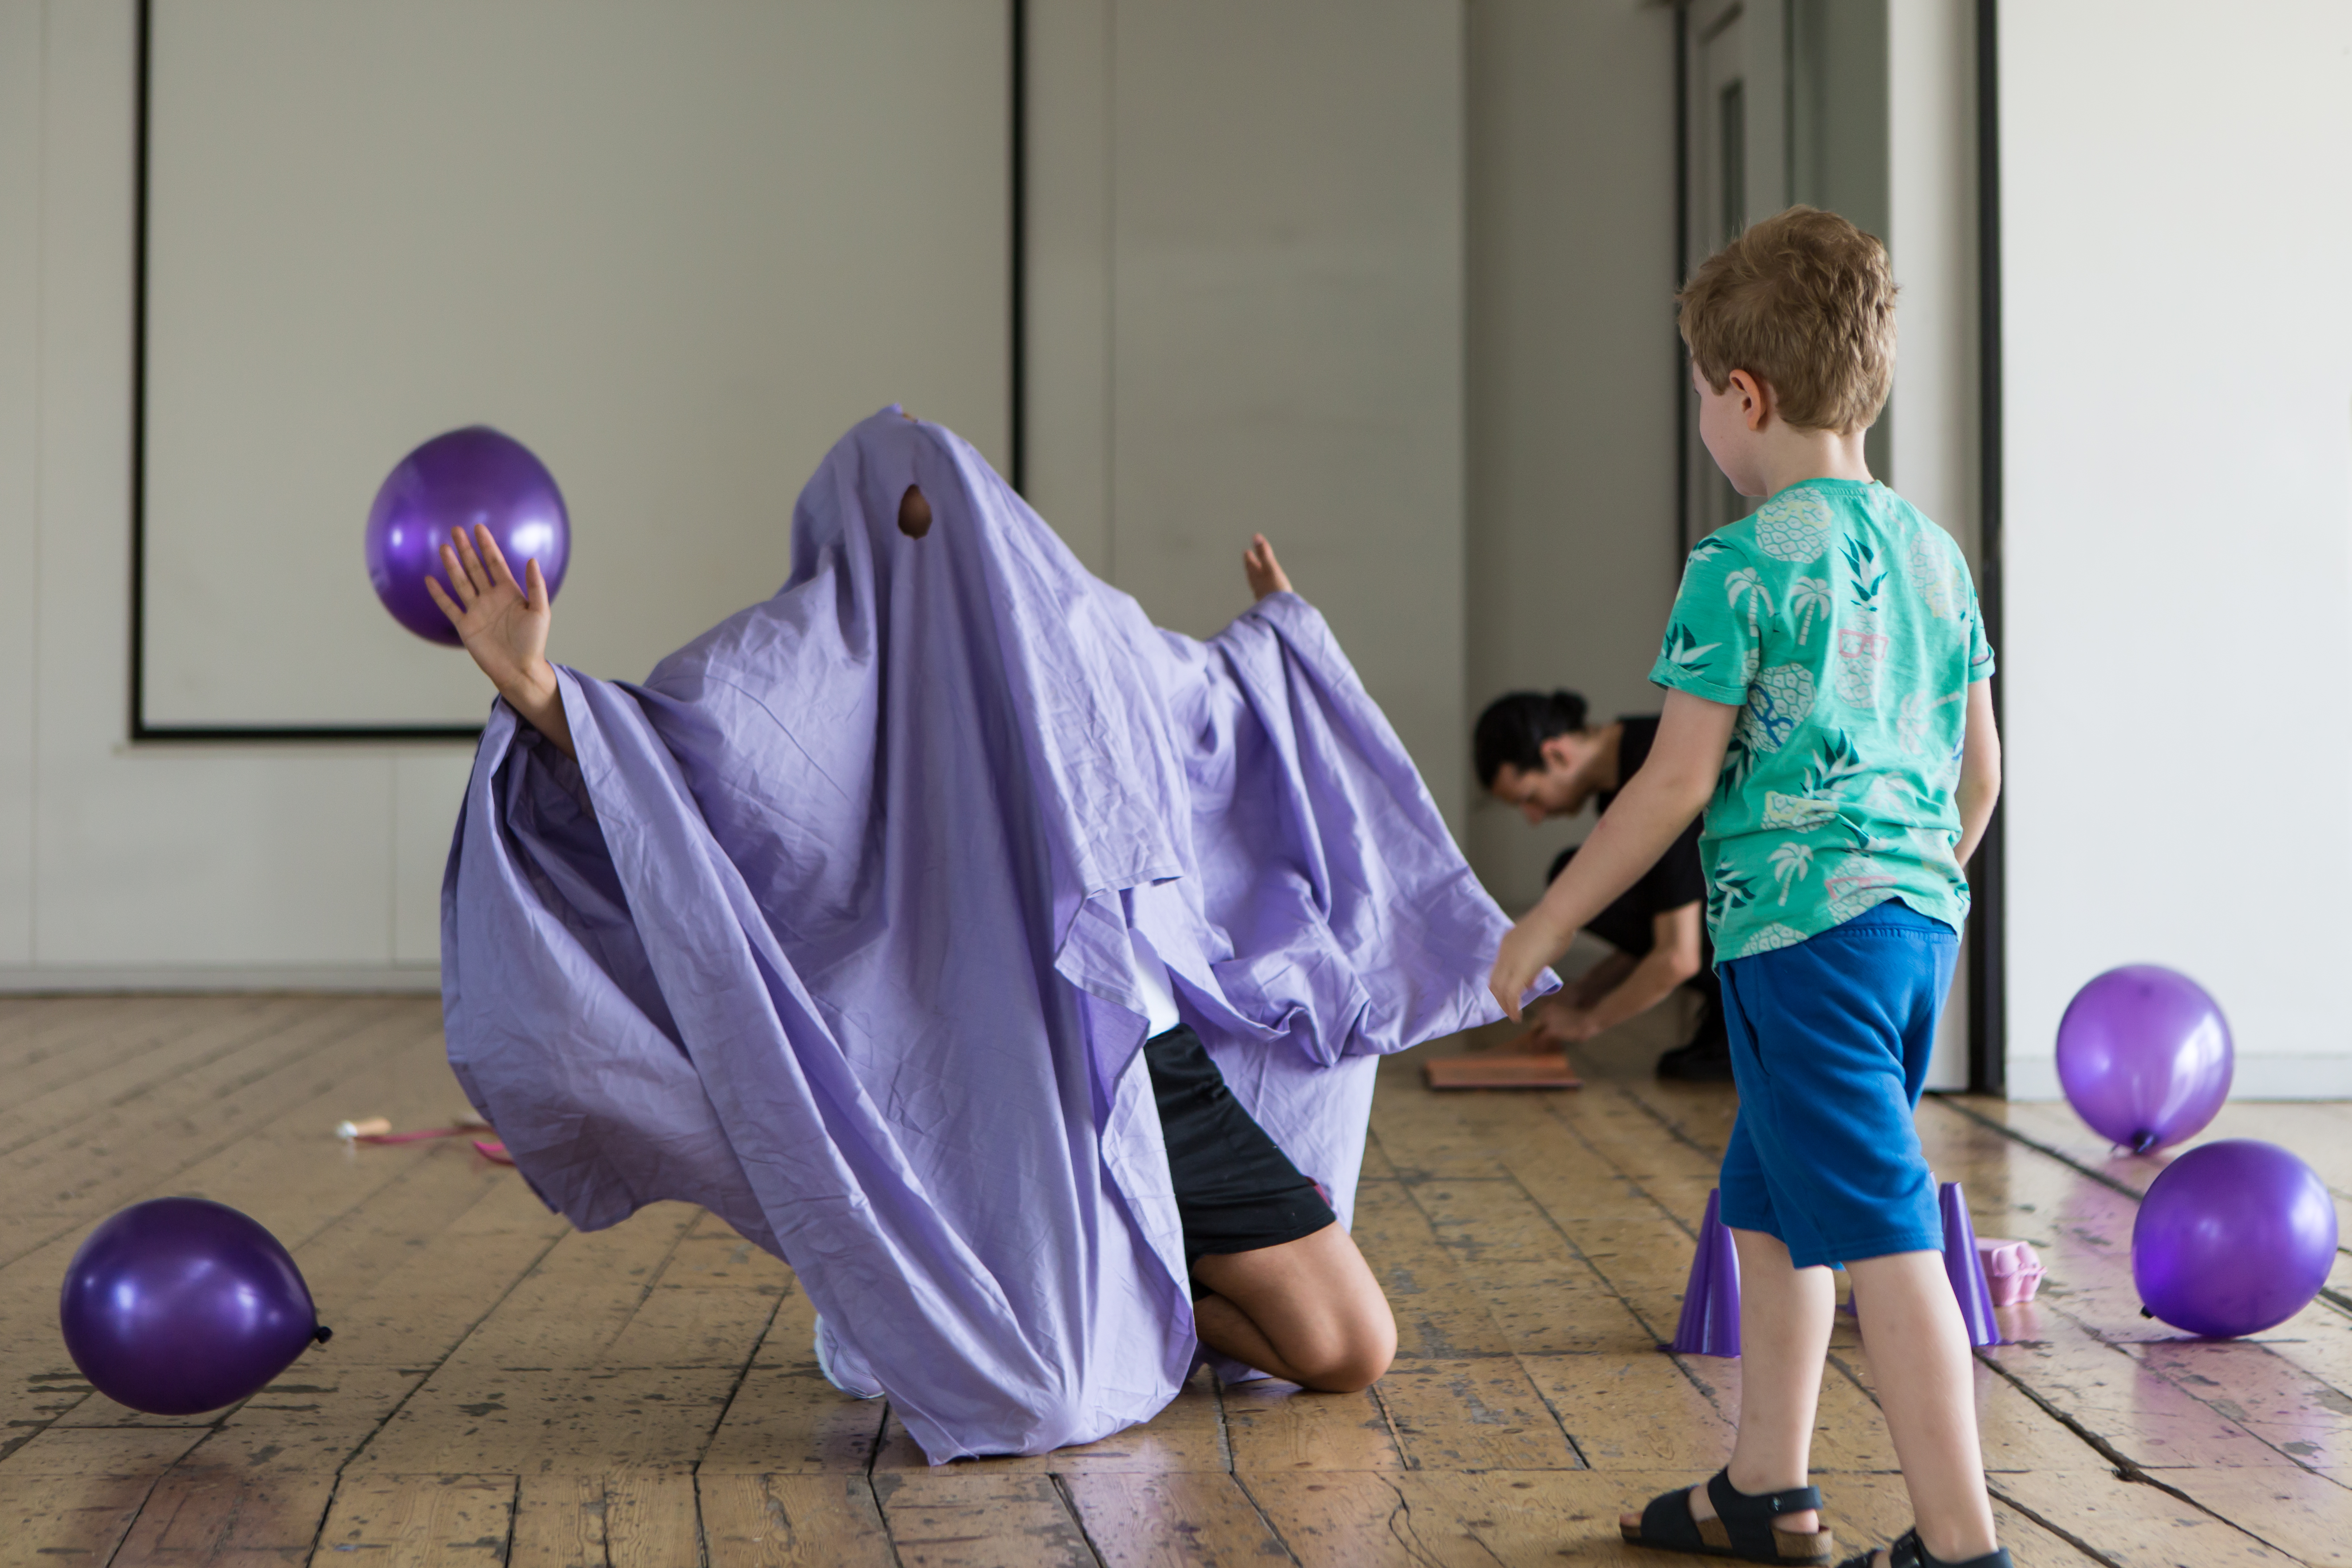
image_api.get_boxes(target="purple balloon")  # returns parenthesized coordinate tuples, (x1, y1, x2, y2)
(2055, 964, 2233, 1154)
(365, 426, 569, 645)
(59, 1197, 322, 1415)
(2135, 1140, 2337, 1338)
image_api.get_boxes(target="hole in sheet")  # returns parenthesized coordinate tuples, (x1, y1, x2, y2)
(898, 484, 932, 538)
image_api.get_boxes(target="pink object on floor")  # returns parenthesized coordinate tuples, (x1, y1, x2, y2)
(1976, 1237, 2044, 1306)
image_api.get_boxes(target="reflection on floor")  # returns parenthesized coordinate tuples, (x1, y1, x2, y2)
(1, 993, 2347, 1565)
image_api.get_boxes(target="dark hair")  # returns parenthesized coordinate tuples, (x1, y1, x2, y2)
(1474, 690, 1589, 790)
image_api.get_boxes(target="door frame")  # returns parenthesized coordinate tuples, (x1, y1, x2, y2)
(1968, 0, 2006, 1096)
(1669, 0, 2009, 1094)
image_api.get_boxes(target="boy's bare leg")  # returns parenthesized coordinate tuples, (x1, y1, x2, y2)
(1847, 1251, 1999, 1564)
(1190, 1223, 1396, 1392)
(1619, 1228, 1834, 1537)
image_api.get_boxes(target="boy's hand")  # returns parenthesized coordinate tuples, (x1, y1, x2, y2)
(425, 524, 573, 756)
(1488, 908, 1570, 1021)
(1243, 534, 1291, 600)
(1490, 691, 1733, 1021)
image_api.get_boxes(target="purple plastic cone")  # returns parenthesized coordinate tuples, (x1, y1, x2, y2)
(1939, 1181, 2001, 1347)
(1669, 1189, 1742, 1356)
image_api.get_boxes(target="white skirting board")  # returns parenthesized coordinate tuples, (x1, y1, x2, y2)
(0, 966, 440, 995)
(2007, 1054, 2352, 1102)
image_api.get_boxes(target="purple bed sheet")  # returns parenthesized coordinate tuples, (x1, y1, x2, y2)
(440, 408, 1528, 1461)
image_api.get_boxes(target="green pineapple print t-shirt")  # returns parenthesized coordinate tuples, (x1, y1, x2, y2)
(1648, 478, 1994, 960)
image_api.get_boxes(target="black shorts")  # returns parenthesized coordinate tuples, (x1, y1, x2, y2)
(1144, 1024, 1336, 1278)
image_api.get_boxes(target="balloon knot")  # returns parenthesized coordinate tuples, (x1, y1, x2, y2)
(312, 1325, 335, 1345)
(2128, 1132, 2159, 1155)
(2140, 1306, 2154, 1319)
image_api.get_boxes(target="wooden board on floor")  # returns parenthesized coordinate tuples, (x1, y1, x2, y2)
(871, 1471, 1097, 1568)
(1422, 1051, 1582, 1091)
(1222, 1380, 1404, 1474)
(697, 1473, 895, 1567)
(1060, 1471, 1291, 1564)
(313, 1474, 519, 1565)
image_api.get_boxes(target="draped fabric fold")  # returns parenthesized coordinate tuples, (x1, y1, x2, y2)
(441, 408, 1527, 1460)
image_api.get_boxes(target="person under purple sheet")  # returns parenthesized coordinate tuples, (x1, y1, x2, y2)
(426, 408, 1530, 1459)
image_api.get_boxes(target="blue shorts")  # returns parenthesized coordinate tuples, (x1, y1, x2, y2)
(1716, 899, 1959, 1268)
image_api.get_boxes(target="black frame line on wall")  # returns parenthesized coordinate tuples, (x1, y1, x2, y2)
(1008, 0, 1028, 498)
(126, 0, 1031, 745)
(1966, 0, 2005, 1096)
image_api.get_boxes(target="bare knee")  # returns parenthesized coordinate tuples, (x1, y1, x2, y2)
(1286, 1300, 1397, 1393)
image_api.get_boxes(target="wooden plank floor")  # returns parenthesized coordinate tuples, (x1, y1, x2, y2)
(1, 994, 2346, 1564)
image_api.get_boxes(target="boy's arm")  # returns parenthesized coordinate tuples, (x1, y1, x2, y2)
(426, 524, 576, 760)
(1538, 903, 1704, 1042)
(1954, 679, 2000, 867)
(1490, 690, 1738, 1017)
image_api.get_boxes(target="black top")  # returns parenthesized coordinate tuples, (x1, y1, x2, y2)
(1597, 716, 1706, 912)
(1546, 715, 1708, 958)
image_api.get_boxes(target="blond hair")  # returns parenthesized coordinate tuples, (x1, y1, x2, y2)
(1677, 205, 1896, 434)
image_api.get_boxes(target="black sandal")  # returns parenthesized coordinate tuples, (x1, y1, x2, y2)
(1837, 1527, 2013, 1568)
(1621, 1469, 1835, 1564)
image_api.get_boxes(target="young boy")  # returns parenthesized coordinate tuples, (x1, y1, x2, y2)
(1489, 206, 2006, 1568)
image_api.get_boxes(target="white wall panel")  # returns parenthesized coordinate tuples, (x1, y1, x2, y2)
(1026, 1, 1466, 832)
(394, 749, 474, 968)
(1887, 0, 1976, 568)
(2002, 2, 2352, 1095)
(140, 0, 1010, 729)
(0, 0, 39, 964)
(1023, 0, 1114, 578)
(1462, 0, 1678, 911)
(0, 0, 1006, 987)
(1109, 0, 1468, 831)
(25, 0, 399, 971)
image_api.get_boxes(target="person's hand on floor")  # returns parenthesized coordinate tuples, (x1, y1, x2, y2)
(1243, 534, 1292, 600)
(427, 523, 573, 757)
(1467, 996, 1587, 1053)
(1531, 999, 1603, 1044)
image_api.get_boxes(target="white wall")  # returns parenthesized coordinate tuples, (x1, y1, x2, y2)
(40, 0, 2337, 1108)
(2002, 2, 2352, 1096)
(2, 0, 1469, 987)
(1889, 0, 1979, 1090)
(141, 0, 1010, 730)
(0, 0, 457, 988)
(1461, 0, 1679, 912)
(1026, 0, 1469, 833)
(0, 0, 38, 968)
(1887, 0, 1977, 569)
